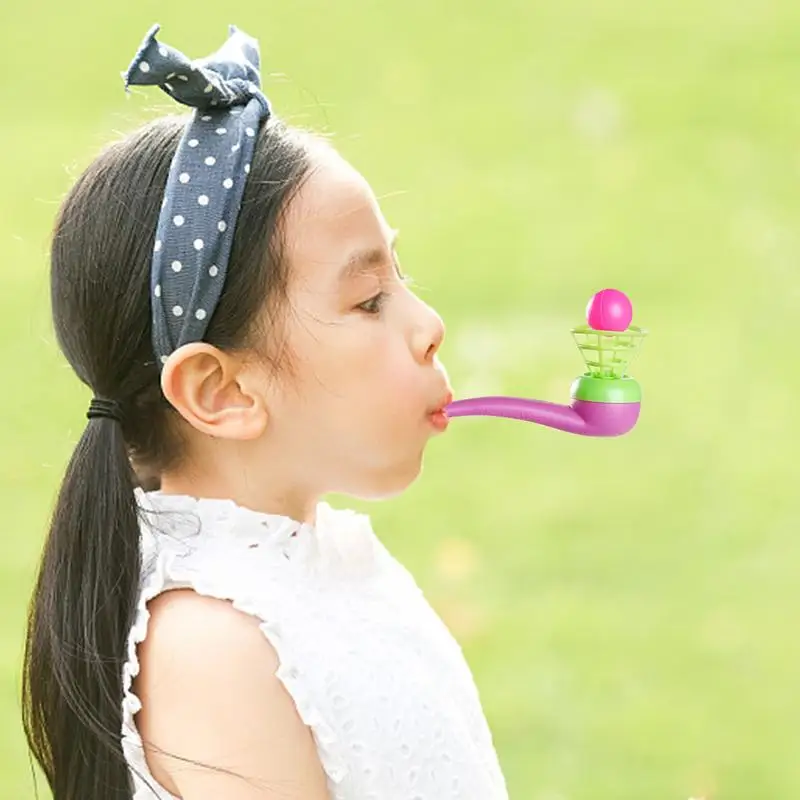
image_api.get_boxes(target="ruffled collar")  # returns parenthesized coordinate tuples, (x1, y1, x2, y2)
(133, 487, 383, 578)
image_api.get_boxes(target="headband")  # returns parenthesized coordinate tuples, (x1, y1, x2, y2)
(123, 23, 273, 369)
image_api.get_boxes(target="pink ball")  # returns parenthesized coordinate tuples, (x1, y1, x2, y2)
(586, 289, 633, 332)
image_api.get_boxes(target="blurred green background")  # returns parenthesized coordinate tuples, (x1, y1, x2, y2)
(2, 0, 799, 797)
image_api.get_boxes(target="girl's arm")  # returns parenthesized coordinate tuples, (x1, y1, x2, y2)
(134, 589, 331, 799)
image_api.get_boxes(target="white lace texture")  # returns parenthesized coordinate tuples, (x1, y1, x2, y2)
(121, 489, 509, 799)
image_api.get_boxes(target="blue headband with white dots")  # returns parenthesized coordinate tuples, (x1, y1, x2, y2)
(123, 23, 273, 369)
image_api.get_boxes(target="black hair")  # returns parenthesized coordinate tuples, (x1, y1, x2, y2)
(21, 113, 317, 799)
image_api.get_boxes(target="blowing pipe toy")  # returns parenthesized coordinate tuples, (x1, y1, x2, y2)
(444, 289, 647, 437)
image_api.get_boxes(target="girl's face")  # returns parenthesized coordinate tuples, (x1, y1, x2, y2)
(160, 145, 451, 520)
(265, 146, 452, 502)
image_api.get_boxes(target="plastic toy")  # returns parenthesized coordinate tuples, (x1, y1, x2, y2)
(444, 289, 647, 436)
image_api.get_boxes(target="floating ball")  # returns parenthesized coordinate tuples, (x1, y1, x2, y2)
(586, 288, 633, 332)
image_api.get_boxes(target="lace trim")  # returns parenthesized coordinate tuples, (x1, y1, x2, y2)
(121, 542, 181, 800)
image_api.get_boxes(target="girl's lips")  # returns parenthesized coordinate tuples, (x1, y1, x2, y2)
(429, 391, 454, 415)
(428, 409, 450, 431)
(427, 389, 453, 431)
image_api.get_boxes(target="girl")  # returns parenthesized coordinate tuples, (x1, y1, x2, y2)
(21, 23, 509, 800)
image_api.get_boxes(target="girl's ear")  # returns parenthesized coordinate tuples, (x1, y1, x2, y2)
(160, 343, 269, 440)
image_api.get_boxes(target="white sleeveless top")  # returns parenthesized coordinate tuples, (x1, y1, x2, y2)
(122, 489, 509, 800)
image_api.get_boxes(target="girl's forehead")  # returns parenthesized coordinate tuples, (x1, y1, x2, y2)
(283, 153, 393, 285)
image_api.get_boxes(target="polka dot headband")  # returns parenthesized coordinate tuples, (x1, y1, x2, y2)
(123, 23, 273, 369)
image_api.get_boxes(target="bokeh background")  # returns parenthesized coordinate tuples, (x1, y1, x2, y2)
(2, 1, 800, 797)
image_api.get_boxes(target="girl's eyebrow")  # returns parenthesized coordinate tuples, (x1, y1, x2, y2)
(337, 229, 399, 283)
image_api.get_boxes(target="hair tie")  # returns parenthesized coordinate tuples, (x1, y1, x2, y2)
(87, 397, 123, 423)
(122, 24, 273, 370)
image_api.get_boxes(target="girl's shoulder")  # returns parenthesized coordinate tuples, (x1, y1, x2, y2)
(133, 588, 332, 799)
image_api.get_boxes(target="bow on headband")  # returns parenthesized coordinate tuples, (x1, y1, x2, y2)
(122, 24, 273, 368)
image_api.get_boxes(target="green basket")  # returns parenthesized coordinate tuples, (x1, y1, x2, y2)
(571, 325, 647, 379)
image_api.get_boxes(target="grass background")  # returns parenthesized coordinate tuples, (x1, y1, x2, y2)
(2, 0, 800, 797)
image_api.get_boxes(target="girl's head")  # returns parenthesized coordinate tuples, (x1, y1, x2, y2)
(54, 114, 449, 523)
(24, 25, 448, 800)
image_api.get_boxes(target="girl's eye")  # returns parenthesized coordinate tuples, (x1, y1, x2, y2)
(355, 270, 414, 315)
(357, 291, 388, 315)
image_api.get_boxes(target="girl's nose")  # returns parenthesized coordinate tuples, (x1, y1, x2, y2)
(413, 304, 445, 364)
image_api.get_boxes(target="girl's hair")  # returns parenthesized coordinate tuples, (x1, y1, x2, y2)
(21, 113, 317, 799)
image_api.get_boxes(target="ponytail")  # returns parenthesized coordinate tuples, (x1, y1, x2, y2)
(23, 415, 142, 799)
(25, 112, 317, 798)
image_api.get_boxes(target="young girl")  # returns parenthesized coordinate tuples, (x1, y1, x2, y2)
(21, 23, 509, 800)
